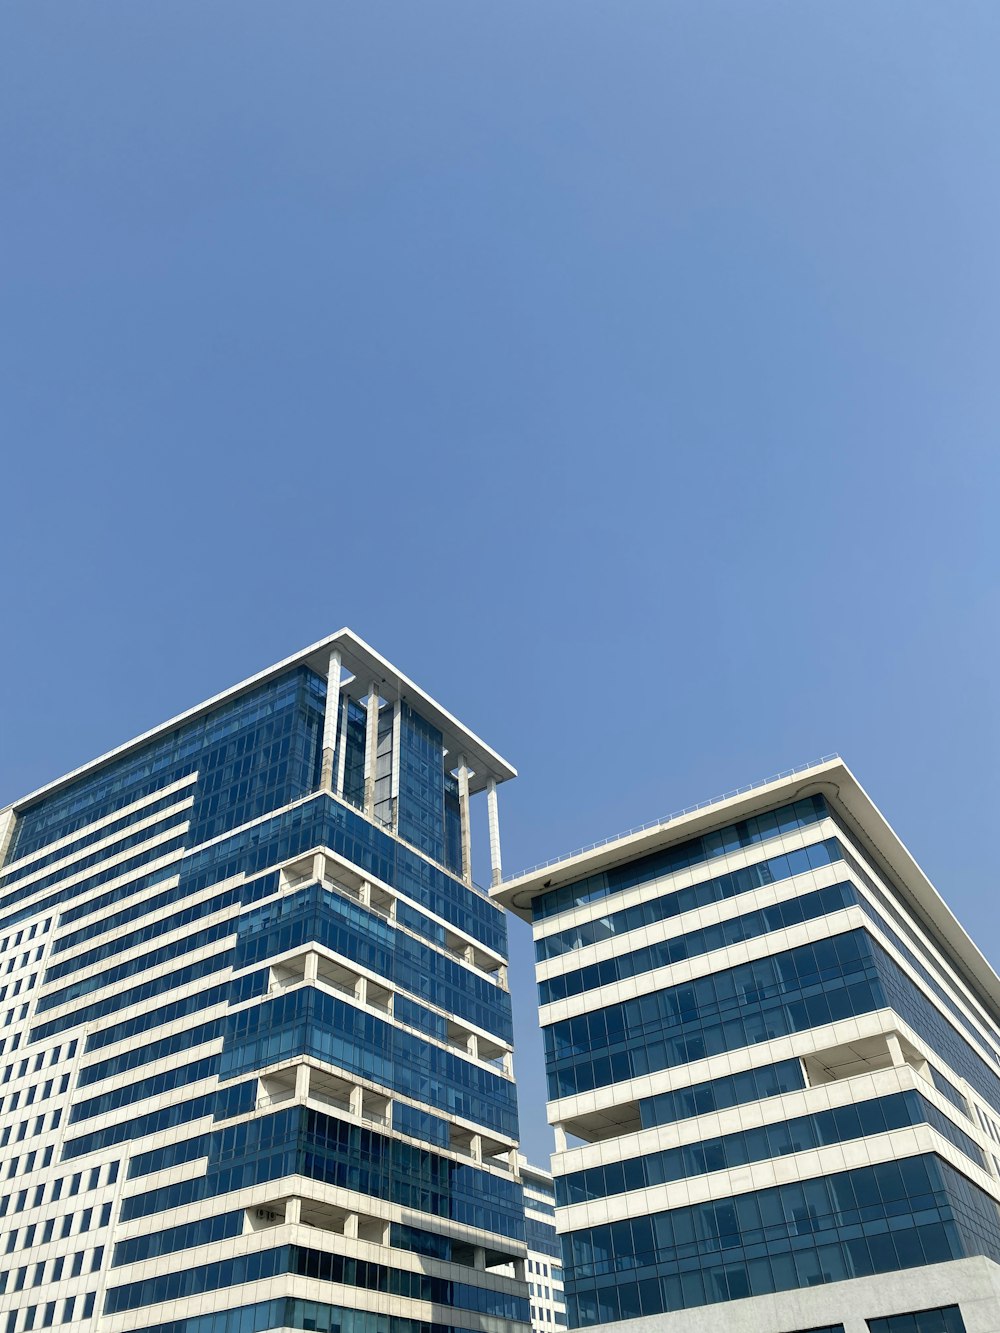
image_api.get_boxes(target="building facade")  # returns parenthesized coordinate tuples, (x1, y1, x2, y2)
(518, 1157, 566, 1333)
(0, 630, 530, 1333)
(494, 759, 1000, 1333)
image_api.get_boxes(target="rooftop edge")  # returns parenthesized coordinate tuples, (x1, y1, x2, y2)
(491, 756, 1000, 1028)
(4, 628, 517, 817)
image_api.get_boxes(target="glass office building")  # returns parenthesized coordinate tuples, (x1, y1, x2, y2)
(518, 1156, 566, 1333)
(0, 630, 529, 1333)
(494, 759, 1000, 1333)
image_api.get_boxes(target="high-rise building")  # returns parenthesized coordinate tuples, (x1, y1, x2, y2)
(0, 630, 530, 1333)
(518, 1157, 566, 1333)
(494, 758, 1000, 1333)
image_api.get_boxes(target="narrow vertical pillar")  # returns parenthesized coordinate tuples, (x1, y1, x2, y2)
(295, 1064, 311, 1101)
(344, 1214, 359, 1239)
(486, 779, 502, 887)
(304, 952, 319, 985)
(390, 700, 402, 831)
(335, 696, 348, 797)
(320, 649, 343, 792)
(457, 756, 472, 886)
(553, 1124, 568, 1152)
(350, 1086, 364, 1117)
(284, 1197, 302, 1226)
(0, 809, 16, 868)
(886, 1032, 906, 1068)
(363, 682, 380, 817)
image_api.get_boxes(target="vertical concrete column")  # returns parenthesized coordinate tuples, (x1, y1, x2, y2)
(344, 1214, 360, 1239)
(284, 1197, 302, 1226)
(457, 756, 473, 886)
(487, 779, 503, 887)
(470, 1134, 483, 1162)
(886, 1032, 906, 1068)
(350, 1086, 364, 1117)
(363, 683, 380, 817)
(295, 1064, 311, 1101)
(390, 700, 402, 830)
(0, 809, 16, 868)
(335, 697, 349, 797)
(553, 1124, 568, 1152)
(320, 649, 343, 792)
(304, 952, 319, 985)
(355, 976, 368, 1006)
(466, 1033, 479, 1059)
(311, 852, 326, 885)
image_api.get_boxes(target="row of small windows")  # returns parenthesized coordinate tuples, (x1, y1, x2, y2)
(1, 1159, 118, 1218)
(0, 1003, 30, 1030)
(0, 1145, 55, 1184)
(530, 1305, 566, 1325)
(0, 1200, 112, 1242)
(0, 918, 50, 956)
(1, 1292, 95, 1332)
(0, 972, 37, 1005)
(0, 1107, 62, 1147)
(1, 944, 44, 975)
(0, 1073, 70, 1119)
(528, 1283, 558, 1301)
(1, 1245, 105, 1291)
(526, 1259, 558, 1277)
(0, 1039, 78, 1085)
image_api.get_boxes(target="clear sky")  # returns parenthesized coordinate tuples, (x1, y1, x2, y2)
(1, 3, 998, 1165)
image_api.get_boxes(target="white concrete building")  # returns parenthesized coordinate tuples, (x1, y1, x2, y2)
(518, 1156, 566, 1333)
(494, 758, 1000, 1333)
(0, 631, 530, 1333)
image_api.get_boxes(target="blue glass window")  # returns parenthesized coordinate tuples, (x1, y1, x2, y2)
(533, 795, 828, 923)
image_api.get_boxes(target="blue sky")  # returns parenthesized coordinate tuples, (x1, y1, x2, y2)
(1, 3, 998, 1164)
